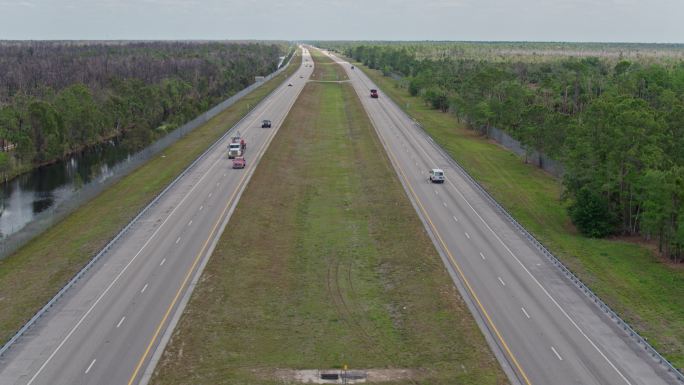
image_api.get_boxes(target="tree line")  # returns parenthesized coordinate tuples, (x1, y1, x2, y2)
(0, 41, 286, 178)
(336, 43, 684, 263)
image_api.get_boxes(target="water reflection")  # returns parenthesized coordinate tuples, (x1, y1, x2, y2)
(0, 138, 135, 238)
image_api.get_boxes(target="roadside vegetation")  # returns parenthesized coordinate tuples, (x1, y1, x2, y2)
(0, 50, 302, 347)
(336, 43, 684, 263)
(151, 62, 506, 384)
(0, 41, 286, 180)
(319, 45, 684, 368)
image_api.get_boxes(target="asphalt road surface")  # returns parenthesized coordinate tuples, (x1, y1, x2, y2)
(0, 48, 313, 385)
(324, 49, 676, 385)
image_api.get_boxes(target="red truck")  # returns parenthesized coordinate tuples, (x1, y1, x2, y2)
(232, 156, 246, 169)
(370, 89, 379, 98)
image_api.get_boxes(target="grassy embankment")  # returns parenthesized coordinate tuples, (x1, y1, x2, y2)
(151, 59, 507, 384)
(350, 61, 684, 368)
(0, 50, 302, 346)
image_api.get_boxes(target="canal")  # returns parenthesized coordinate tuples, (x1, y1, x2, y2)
(0, 138, 136, 239)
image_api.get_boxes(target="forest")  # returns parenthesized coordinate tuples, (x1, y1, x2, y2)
(328, 42, 684, 263)
(0, 41, 286, 179)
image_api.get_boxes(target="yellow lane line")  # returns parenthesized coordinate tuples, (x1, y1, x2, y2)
(379, 124, 533, 385)
(126, 103, 284, 385)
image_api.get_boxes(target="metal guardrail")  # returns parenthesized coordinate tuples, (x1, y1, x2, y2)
(0, 50, 297, 359)
(0, 57, 291, 261)
(330, 52, 682, 382)
(409, 118, 684, 383)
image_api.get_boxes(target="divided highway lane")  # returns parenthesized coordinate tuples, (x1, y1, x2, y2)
(325, 51, 675, 385)
(0, 48, 313, 385)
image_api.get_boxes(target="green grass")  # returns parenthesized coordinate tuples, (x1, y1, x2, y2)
(353, 62, 684, 369)
(0, 50, 302, 346)
(309, 47, 349, 81)
(151, 79, 507, 384)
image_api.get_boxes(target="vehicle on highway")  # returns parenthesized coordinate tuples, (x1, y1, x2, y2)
(262, 119, 272, 128)
(228, 135, 246, 159)
(351, 65, 354, 70)
(288, 83, 293, 86)
(232, 156, 246, 169)
(370, 89, 379, 98)
(429, 168, 445, 183)
(300, 75, 304, 78)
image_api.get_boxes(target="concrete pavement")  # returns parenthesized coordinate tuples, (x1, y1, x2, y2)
(325, 49, 676, 385)
(0, 48, 313, 385)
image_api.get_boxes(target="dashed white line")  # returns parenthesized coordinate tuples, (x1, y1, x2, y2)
(159, 258, 166, 266)
(216, 182, 219, 186)
(465, 232, 471, 239)
(199, 205, 204, 211)
(116, 316, 126, 328)
(442, 202, 447, 207)
(453, 216, 458, 222)
(188, 220, 193, 226)
(140, 283, 148, 293)
(521, 307, 531, 319)
(498, 276, 506, 286)
(85, 359, 96, 374)
(434, 190, 439, 195)
(208, 192, 212, 198)
(479, 252, 486, 260)
(175, 236, 181, 244)
(551, 346, 563, 361)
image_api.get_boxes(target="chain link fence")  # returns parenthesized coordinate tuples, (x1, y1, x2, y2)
(485, 126, 564, 177)
(0, 57, 291, 261)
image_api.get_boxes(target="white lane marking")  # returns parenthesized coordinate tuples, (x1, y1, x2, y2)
(159, 258, 166, 266)
(434, 190, 438, 195)
(551, 346, 563, 361)
(223, 173, 226, 176)
(453, 216, 458, 222)
(498, 277, 506, 286)
(24, 142, 229, 385)
(188, 220, 192, 226)
(116, 316, 126, 328)
(85, 359, 96, 374)
(216, 182, 219, 186)
(208, 192, 212, 198)
(443, 202, 447, 207)
(521, 307, 531, 319)
(479, 252, 486, 260)
(465, 232, 471, 239)
(175, 237, 181, 244)
(435, 150, 633, 384)
(23, 60, 296, 385)
(199, 205, 204, 211)
(140, 283, 148, 294)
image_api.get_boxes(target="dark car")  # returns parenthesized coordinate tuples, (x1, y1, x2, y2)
(262, 119, 272, 128)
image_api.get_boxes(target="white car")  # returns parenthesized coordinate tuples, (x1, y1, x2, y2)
(429, 169, 445, 183)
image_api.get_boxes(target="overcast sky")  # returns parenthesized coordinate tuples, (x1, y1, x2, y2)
(0, 0, 682, 42)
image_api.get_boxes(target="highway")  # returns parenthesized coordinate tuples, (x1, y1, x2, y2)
(0, 48, 313, 385)
(324, 49, 676, 385)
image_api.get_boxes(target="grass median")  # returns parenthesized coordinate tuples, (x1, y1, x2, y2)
(0, 50, 302, 346)
(310, 47, 349, 81)
(150, 79, 507, 384)
(350, 61, 684, 368)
